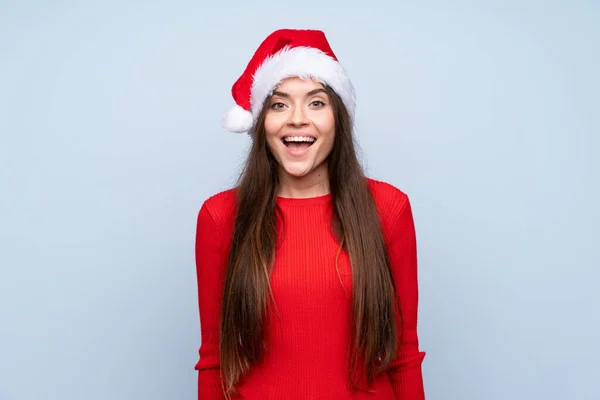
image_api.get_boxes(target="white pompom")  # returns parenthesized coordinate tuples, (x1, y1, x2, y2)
(222, 104, 253, 133)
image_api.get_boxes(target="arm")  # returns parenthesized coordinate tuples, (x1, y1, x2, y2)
(386, 195, 426, 400)
(194, 203, 227, 399)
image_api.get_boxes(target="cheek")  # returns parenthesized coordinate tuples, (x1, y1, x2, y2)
(264, 116, 281, 149)
(313, 111, 335, 134)
(264, 118, 275, 136)
(322, 134, 335, 155)
(265, 134, 280, 154)
(314, 116, 335, 149)
(264, 112, 285, 135)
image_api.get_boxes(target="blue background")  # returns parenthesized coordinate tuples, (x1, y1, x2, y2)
(1, 1, 598, 399)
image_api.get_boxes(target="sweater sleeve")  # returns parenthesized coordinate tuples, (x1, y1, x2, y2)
(194, 202, 227, 400)
(385, 195, 426, 400)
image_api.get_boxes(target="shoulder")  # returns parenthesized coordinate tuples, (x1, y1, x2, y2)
(365, 177, 411, 227)
(197, 187, 238, 229)
(365, 177, 409, 209)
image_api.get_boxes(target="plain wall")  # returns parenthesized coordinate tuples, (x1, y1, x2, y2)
(1, 1, 598, 399)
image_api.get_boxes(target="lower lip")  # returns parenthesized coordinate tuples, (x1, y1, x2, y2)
(283, 142, 315, 157)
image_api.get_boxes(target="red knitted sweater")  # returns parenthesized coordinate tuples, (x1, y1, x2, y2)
(194, 178, 426, 399)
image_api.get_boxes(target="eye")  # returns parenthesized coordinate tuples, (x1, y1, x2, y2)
(310, 100, 326, 107)
(270, 102, 286, 110)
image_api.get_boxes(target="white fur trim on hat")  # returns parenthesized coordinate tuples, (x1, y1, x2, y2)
(222, 104, 254, 133)
(250, 46, 356, 123)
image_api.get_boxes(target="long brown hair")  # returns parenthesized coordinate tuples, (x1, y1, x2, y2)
(219, 83, 403, 398)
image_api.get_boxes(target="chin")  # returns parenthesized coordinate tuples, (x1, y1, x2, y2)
(278, 158, 318, 176)
(283, 165, 312, 178)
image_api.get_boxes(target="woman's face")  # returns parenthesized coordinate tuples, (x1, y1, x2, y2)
(264, 77, 335, 182)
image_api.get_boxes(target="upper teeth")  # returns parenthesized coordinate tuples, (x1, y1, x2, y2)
(283, 136, 316, 143)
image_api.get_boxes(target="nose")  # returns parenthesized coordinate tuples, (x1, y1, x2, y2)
(287, 105, 309, 127)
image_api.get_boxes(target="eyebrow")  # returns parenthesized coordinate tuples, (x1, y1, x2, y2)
(271, 88, 327, 98)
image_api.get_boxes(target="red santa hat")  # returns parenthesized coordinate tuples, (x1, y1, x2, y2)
(222, 29, 356, 133)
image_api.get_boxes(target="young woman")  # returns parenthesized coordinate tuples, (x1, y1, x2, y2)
(194, 29, 426, 399)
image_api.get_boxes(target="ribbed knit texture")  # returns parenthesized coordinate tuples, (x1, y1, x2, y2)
(194, 178, 426, 399)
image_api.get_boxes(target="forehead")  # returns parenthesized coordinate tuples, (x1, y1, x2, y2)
(273, 77, 326, 93)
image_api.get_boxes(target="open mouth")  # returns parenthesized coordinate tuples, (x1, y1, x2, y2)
(281, 136, 316, 151)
